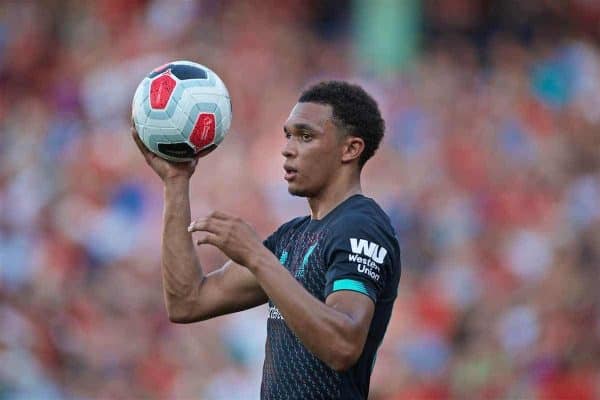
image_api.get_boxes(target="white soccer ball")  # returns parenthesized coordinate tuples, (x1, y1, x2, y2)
(131, 60, 232, 162)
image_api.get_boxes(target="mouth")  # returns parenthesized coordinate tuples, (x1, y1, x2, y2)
(283, 165, 298, 181)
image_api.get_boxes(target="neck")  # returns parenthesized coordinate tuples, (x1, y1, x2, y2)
(308, 173, 362, 220)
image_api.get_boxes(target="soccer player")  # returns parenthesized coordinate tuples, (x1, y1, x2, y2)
(132, 81, 401, 399)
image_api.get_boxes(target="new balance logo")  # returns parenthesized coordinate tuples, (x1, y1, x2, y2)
(349, 238, 387, 263)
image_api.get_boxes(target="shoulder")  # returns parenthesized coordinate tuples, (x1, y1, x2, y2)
(324, 196, 399, 258)
(278, 215, 310, 232)
(323, 196, 401, 292)
(329, 195, 396, 238)
(268, 215, 310, 239)
(264, 215, 310, 252)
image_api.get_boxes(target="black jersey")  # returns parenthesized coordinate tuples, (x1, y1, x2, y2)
(261, 194, 401, 400)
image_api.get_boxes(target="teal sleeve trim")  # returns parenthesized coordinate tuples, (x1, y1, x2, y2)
(333, 279, 369, 296)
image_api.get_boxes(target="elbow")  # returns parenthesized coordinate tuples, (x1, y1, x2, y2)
(320, 319, 368, 372)
(325, 341, 363, 372)
(165, 280, 208, 324)
(167, 311, 194, 324)
(165, 299, 207, 324)
(166, 305, 193, 324)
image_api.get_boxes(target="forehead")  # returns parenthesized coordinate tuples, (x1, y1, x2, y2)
(285, 102, 333, 130)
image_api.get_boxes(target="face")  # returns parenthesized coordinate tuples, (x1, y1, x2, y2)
(282, 102, 345, 197)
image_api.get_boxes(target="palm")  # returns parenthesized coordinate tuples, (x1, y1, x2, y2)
(151, 153, 197, 180)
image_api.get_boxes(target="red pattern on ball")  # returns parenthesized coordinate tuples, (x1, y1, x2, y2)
(190, 113, 216, 149)
(150, 73, 176, 109)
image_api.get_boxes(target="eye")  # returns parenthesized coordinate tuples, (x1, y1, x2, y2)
(301, 133, 312, 142)
(284, 131, 291, 139)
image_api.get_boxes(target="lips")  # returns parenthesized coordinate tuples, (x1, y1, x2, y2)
(284, 165, 297, 181)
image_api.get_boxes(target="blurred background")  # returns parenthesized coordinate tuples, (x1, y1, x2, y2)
(1, 0, 600, 399)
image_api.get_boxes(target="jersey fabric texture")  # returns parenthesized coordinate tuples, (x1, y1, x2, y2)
(261, 194, 401, 400)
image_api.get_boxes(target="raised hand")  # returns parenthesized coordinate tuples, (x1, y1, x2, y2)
(131, 127, 216, 181)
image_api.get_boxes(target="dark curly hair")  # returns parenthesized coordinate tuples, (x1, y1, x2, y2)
(298, 81, 385, 168)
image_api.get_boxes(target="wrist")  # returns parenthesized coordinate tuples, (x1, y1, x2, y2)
(247, 248, 277, 275)
(164, 175, 190, 187)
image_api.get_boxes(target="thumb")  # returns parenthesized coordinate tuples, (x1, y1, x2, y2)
(131, 128, 156, 163)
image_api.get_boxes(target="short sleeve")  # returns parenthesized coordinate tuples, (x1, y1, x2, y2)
(263, 231, 278, 255)
(323, 217, 393, 303)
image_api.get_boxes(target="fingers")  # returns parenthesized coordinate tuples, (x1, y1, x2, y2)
(195, 233, 220, 246)
(187, 215, 228, 233)
(188, 211, 232, 229)
(190, 219, 225, 247)
(131, 127, 155, 162)
(196, 144, 217, 158)
(207, 210, 233, 220)
(188, 218, 208, 233)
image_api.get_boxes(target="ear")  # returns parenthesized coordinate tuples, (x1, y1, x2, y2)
(341, 136, 365, 164)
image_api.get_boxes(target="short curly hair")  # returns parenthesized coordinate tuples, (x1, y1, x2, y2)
(298, 81, 385, 168)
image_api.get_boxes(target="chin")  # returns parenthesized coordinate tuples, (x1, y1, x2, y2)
(287, 187, 307, 197)
(287, 184, 312, 198)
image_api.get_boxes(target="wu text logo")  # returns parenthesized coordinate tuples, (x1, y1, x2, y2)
(349, 238, 387, 264)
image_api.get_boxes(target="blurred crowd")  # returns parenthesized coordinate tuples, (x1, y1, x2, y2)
(1, 0, 600, 399)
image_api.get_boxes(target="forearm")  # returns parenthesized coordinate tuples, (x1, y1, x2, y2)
(161, 178, 203, 317)
(249, 251, 360, 370)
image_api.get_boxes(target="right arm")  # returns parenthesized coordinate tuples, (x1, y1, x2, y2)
(162, 177, 267, 323)
(132, 129, 268, 323)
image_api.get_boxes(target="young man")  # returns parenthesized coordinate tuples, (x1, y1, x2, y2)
(132, 81, 401, 399)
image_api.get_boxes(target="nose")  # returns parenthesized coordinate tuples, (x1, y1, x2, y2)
(282, 137, 297, 158)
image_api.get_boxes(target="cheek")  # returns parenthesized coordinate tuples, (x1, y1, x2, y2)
(305, 153, 335, 182)
(299, 142, 339, 180)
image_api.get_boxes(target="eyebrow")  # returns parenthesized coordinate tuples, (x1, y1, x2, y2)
(283, 123, 321, 134)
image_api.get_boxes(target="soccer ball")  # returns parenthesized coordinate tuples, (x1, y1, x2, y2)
(131, 60, 232, 162)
